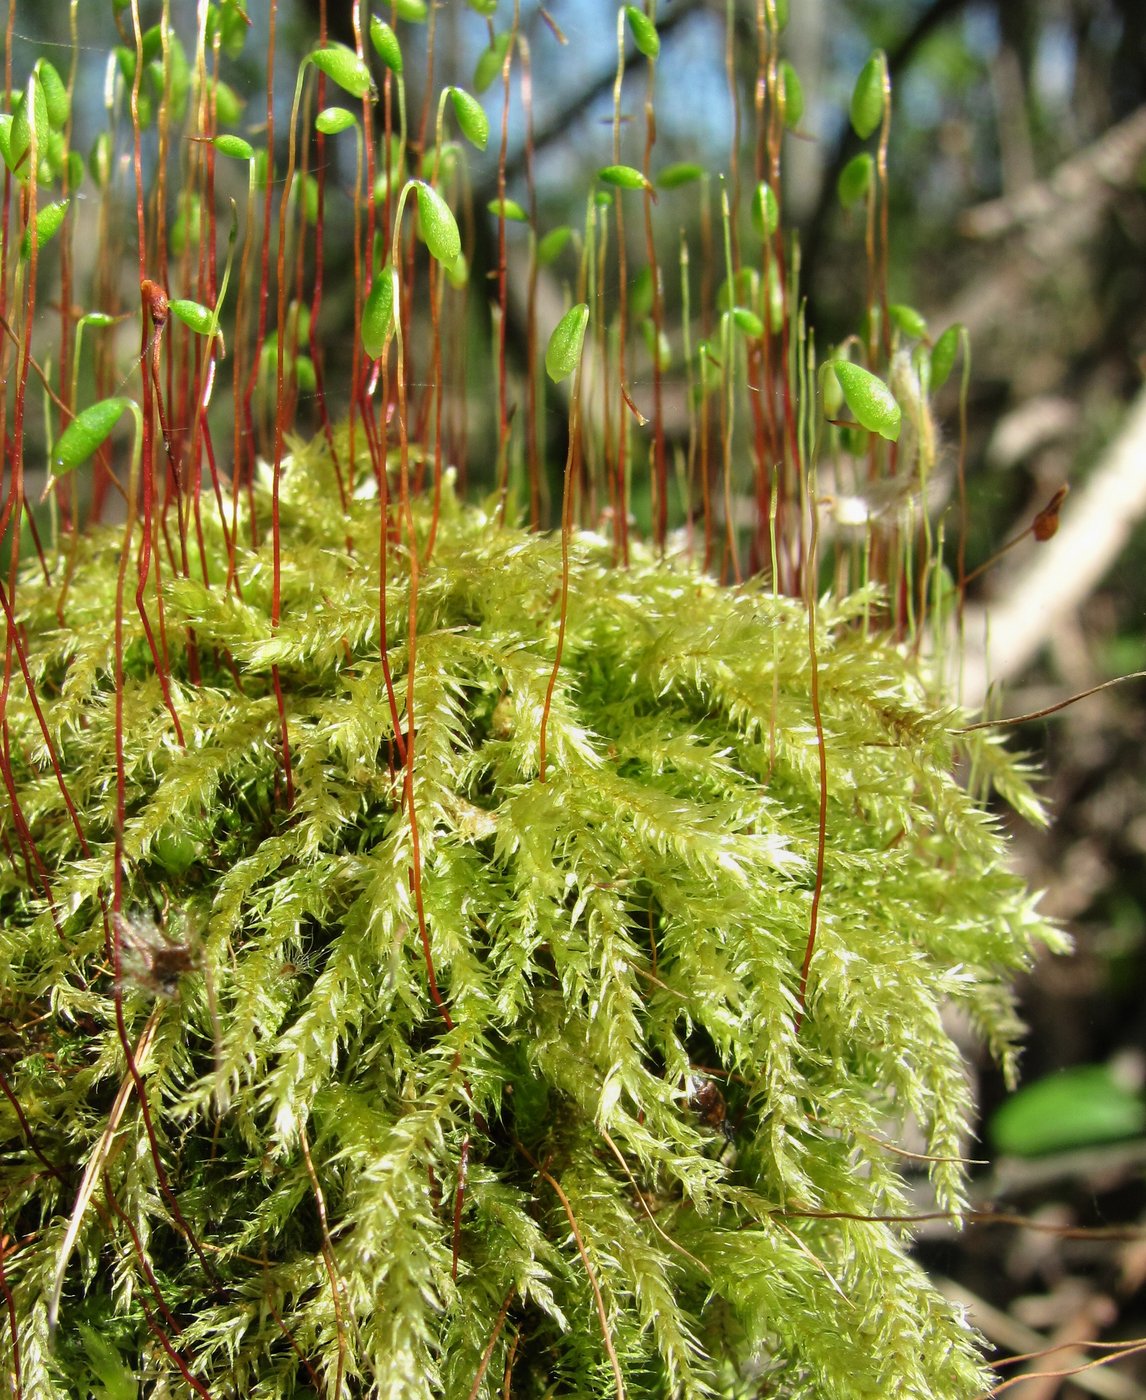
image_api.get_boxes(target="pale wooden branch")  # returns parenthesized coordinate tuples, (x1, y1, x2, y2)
(959, 105, 1146, 242)
(937, 105, 1146, 362)
(960, 383, 1146, 708)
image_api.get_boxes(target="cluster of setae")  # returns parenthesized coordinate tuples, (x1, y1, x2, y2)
(0, 3, 1061, 1398)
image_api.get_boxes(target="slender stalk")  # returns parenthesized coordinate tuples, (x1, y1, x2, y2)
(391, 180, 451, 1029)
(465, 1289, 515, 1400)
(520, 35, 543, 530)
(611, 7, 630, 565)
(267, 48, 316, 811)
(718, 185, 740, 583)
(796, 365, 833, 1030)
(518, 1143, 626, 1400)
(493, 3, 519, 524)
(640, 12, 667, 552)
(539, 356, 582, 782)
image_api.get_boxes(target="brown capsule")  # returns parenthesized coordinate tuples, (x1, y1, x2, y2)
(687, 1073, 728, 1133)
(141, 277, 169, 328)
(1032, 485, 1068, 542)
(113, 910, 198, 1000)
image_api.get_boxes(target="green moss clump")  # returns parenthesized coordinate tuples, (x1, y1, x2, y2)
(1, 431, 1060, 1397)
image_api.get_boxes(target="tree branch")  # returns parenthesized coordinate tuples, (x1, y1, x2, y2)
(961, 382, 1146, 707)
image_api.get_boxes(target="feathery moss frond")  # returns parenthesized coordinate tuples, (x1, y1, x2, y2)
(0, 437, 1060, 1398)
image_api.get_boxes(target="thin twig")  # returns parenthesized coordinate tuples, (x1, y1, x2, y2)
(298, 1116, 349, 1397)
(465, 1289, 515, 1400)
(517, 1143, 626, 1400)
(955, 671, 1146, 733)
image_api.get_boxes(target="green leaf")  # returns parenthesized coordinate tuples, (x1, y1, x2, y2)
(772, 0, 789, 28)
(370, 18, 403, 75)
(625, 7, 660, 60)
(449, 87, 488, 151)
(9, 75, 48, 181)
(168, 299, 217, 336)
(732, 306, 765, 338)
(159, 33, 192, 123)
(991, 1066, 1146, 1158)
(889, 303, 927, 340)
(0, 116, 14, 174)
(779, 60, 803, 128)
(930, 323, 963, 391)
(89, 131, 113, 189)
(114, 45, 136, 85)
(76, 1323, 138, 1400)
(20, 198, 69, 260)
(52, 398, 132, 476)
(474, 32, 511, 93)
(629, 265, 654, 318)
(641, 318, 671, 371)
(213, 133, 254, 161)
(487, 197, 528, 223)
(64, 148, 84, 192)
(374, 165, 401, 204)
(133, 87, 155, 132)
(214, 80, 244, 126)
(291, 299, 312, 345)
(315, 105, 357, 135)
(362, 266, 395, 358)
(395, 0, 428, 18)
(42, 128, 67, 182)
(751, 181, 779, 238)
(537, 225, 572, 265)
(597, 163, 649, 192)
(416, 182, 462, 265)
(545, 302, 589, 383)
(822, 360, 843, 417)
(169, 193, 201, 256)
(657, 161, 705, 190)
(294, 355, 316, 394)
(151, 825, 199, 878)
(421, 143, 460, 180)
(837, 152, 873, 208)
(692, 338, 723, 400)
(309, 44, 372, 100)
(830, 360, 901, 441)
(300, 173, 319, 226)
(850, 50, 887, 140)
(716, 266, 758, 314)
(139, 23, 164, 65)
(35, 60, 69, 131)
(445, 250, 468, 289)
(467, 0, 498, 13)
(206, 2, 249, 60)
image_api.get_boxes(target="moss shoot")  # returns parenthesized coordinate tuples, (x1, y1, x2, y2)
(0, 430, 1061, 1398)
